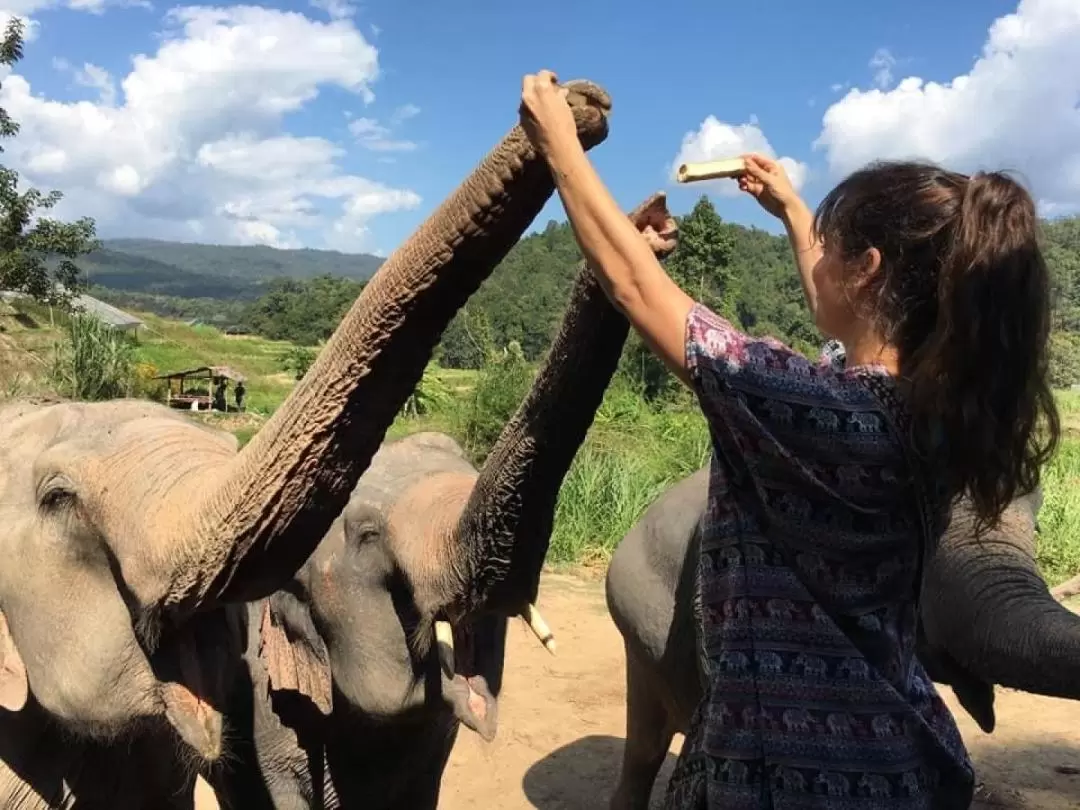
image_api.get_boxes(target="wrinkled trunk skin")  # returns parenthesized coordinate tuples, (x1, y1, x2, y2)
(454, 193, 675, 618)
(164, 82, 612, 613)
(920, 492, 1080, 706)
(209, 196, 676, 810)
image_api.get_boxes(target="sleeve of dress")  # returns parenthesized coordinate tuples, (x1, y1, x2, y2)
(684, 303, 835, 388)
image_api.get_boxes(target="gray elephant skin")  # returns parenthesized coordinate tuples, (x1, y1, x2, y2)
(207, 193, 678, 810)
(0, 80, 613, 809)
(604, 466, 1064, 809)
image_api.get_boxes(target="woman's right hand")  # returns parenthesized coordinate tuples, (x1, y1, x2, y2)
(738, 153, 801, 220)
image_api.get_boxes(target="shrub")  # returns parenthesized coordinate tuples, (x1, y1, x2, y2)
(280, 345, 317, 380)
(49, 314, 136, 401)
(1048, 330, 1080, 389)
(460, 340, 533, 461)
(401, 362, 452, 418)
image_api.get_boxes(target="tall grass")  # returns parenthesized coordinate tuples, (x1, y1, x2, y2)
(49, 314, 137, 401)
(391, 369, 1080, 576)
(1037, 391, 1080, 584)
(548, 383, 710, 563)
(16, 300, 1078, 577)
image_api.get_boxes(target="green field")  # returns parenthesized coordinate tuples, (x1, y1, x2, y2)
(3, 302, 1079, 581)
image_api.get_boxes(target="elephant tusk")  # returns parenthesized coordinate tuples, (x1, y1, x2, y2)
(194, 774, 221, 810)
(523, 604, 556, 655)
(434, 620, 455, 679)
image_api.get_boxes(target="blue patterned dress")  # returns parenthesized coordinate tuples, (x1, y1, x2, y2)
(664, 304, 974, 809)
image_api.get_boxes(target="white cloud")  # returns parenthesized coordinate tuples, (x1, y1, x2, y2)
(1, 0, 146, 22)
(0, 5, 422, 250)
(815, 0, 1080, 214)
(309, 0, 353, 21)
(671, 115, 809, 195)
(74, 63, 116, 105)
(348, 104, 421, 153)
(391, 103, 420, 123)
(869, 47, 896, 89)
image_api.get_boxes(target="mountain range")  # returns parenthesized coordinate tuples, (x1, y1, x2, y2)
(82, 239, 385, 300)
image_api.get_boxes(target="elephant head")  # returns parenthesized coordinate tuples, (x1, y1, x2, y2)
(264, 195, 678, 744)
(918, 484, 1080, 733)
(0, 80, 612, 763)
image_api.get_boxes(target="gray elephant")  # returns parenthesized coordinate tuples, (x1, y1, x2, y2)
(604, 466, 1057, 809)
(0, 79, 613, 809)
(207, 193, 679, 810)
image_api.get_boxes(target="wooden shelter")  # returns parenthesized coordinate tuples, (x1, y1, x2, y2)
(155, 366, 247, 412)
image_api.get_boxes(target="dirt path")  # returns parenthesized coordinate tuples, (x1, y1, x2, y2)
(439, 572, 1080, 810)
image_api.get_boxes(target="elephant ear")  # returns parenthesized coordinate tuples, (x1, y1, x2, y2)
(0, 611, 28, 712)
(258, 598, 332, 716)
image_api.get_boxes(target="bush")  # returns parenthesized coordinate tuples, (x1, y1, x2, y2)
(401, 362, 452, 418)
(547, 378, 711, 563)
(1035, 437, 1080, 584)
(49, 314, 136, 401)
(280, 345, 317, 380)
(132, 362, 168, 402)
(460, 340, 533, 461)
(1048, 330, 1080, 389)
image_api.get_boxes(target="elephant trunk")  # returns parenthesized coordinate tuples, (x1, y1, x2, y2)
(921, 493, 1080, 700)
(453, 193, 677, 618)
(162, 82, 612, 612)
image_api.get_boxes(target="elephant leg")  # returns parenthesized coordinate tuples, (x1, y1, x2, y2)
(611, 643, 675, 810)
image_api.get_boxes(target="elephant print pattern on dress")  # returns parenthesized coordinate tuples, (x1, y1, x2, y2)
(662, 304, 974, 810)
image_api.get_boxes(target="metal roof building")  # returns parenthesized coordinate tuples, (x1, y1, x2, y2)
(0, 287, 144, 332)
(69, 293, 144, 331)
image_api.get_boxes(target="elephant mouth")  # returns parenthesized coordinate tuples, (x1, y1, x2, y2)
(149, 614, 233, 761)
(451, 623, 488, 712)
(435, 619, 497, 742)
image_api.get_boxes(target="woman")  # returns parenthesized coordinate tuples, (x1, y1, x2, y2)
(519, 70, 1059, 809)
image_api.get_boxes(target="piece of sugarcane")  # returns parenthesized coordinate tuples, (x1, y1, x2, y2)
(676, 157, 746, 184)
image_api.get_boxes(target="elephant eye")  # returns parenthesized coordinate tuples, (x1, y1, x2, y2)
(354, 523, 382, 545)
(37, 475, 76, 512)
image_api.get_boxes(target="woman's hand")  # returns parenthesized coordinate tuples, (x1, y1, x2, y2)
(520, 70, 578, 157)
(737, 153, 802, 220)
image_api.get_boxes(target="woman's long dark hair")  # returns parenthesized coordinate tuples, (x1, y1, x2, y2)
(814, 160, 1060, 532)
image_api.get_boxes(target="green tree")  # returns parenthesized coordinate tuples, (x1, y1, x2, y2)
(462, 340, 533, 461)
(619, 196, 737, 401)
(438, 306, 496, 369)
(666, 195, 736, 317)
(1048, 330, 1080, 389)
(0, 18, 98, 304)
(245, 274, 364, 344)
(281, 345, 317, 380)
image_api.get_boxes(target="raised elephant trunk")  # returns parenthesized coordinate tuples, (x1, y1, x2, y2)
(452, 193, 678, 621)
(921, 492, 1080, 703)
(160, 82, 613, 613)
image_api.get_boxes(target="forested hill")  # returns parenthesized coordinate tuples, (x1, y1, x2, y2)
(90, 199, 1080, 384)
(82, 238, 384, 300)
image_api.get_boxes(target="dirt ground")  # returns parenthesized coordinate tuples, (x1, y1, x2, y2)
(438, 572, 1080, 810)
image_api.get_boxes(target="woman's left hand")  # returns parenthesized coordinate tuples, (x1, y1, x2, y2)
(520, 70, 578, 156)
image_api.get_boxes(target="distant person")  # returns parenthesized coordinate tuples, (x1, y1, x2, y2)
(519, 70, 1059, 809)
(213, 377, 227, 412)
(234, 380, 246, 412)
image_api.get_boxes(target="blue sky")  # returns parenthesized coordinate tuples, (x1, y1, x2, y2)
(2, 0, 1075, 254)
